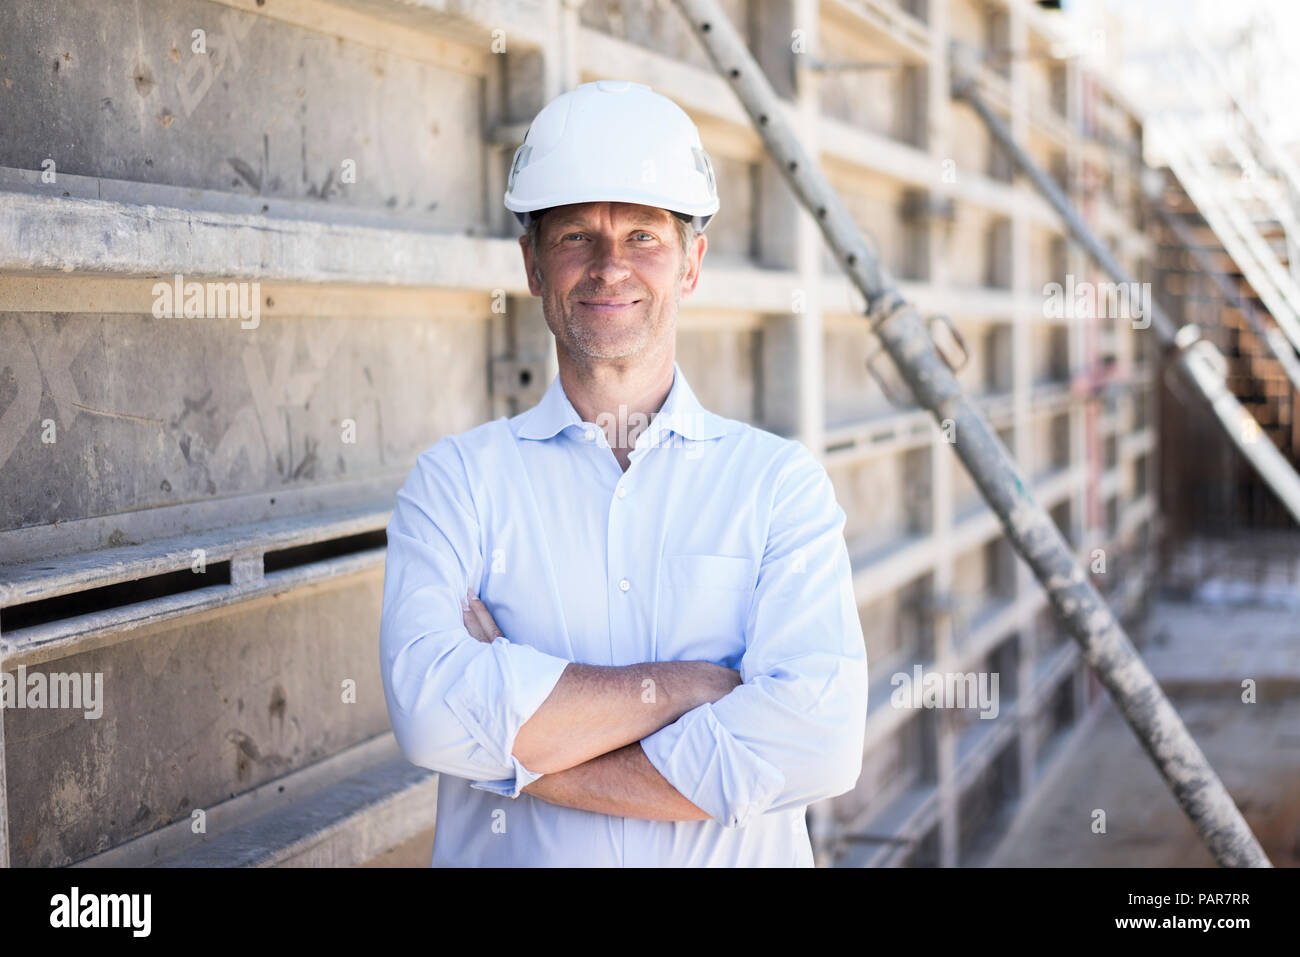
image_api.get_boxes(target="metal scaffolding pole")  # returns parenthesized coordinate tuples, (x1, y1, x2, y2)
(1152, 201, 1300, 397)
(952, 72, 1300, 526)
(670, 0, 1271, 866)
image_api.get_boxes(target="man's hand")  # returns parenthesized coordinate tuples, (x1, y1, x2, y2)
(522, 741, 713, 821)
(458, 587, 743, 775)
(463, 589, 501, 642)
(461, 588, 722, 821)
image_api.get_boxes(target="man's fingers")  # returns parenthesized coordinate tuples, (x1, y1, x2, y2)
(463, 602, 490, 642)
(467, 590, 503, 641)
(462, 589, 493, 642)
(461, 588, 502, 642)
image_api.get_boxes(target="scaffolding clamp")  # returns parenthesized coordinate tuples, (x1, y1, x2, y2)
(865, 289, 908, 333)
(865, 305, 969, 407)
(1168, 323, 1228, 379)
(926, 312, 970, 375)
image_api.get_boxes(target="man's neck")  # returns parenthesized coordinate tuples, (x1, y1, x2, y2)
(558, 354, 675, 461)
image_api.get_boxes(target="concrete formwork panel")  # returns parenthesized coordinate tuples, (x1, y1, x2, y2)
(951, 424, 1015, 516)
(1030, 323, 1070, 383)
(1027, 223, 1063, 294)
(823, 317, 895, 425)
(1026, 412, 1071, 478)
(675, 329, 760, 423)
(1026, 58, 1057, 115)
(0, 0, 488, 228)
(950, 542, 988, 610)
(579, 0, 750, 75)
(945, 201, 1000, 289)
(858, 572, 930, 677)
(697, 152, 756, 264)
(817, 26, 913, 144)
(824, 167, 911, 280)
(947, 0, 992, 50)
(837, 712, 926, 830)
(950, 318, 996, 396)
(0, 310, 491, 534)
(948, 100, 999, 182)
(830, 454, 924, 553)
(2, 571, 387, 866)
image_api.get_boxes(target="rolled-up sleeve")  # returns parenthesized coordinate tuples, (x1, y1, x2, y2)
(379, 436, 571, 798)
(640, 443, 869, 827)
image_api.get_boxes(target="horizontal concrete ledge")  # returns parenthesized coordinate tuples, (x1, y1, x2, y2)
(0, 189, 525, 290)
(861, 589, 1049, 747)
(821, 277, 1075, 324)
(2, 548, 384, 669)
(822, 382, 1077, 465)
(847, 465, 1084, 607)
(0, 499, 392, 606)
(0, 474, 405, 570)
(0, 179, 807, 316)
(0, 166, 464, 235)
(0, 172, 1103, 323)
(75, 732, 438, 868)
(823, 0, 932, 63)
(0, 499, 393, 667)
(160, 754, 435, 868)
(841, 663, 1108, 868)
(290, 0, 550, 54)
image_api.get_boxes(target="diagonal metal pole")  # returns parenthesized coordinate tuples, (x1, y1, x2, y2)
(953, 73, 1300, 526)
(1151, 200, 1300, 397)
(671, 0, 1270, 866)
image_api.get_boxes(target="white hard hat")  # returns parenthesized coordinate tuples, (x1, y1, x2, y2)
(504, 79, 720, 232)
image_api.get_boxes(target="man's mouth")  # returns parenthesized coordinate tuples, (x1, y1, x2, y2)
(578, 299, 641, 315)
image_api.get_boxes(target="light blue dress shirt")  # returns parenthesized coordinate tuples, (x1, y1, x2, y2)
(379, 361, 868, 866)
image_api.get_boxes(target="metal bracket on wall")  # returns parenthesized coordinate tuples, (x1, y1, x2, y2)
(489, 357, 548, 404)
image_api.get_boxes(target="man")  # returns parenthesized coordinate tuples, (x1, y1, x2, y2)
(379, 80, 868, 866)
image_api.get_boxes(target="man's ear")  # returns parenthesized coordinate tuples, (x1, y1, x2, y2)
(679, 232, 707, 298)
(521, 234, 543, 297)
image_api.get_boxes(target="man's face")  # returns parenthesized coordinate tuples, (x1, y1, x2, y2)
(520, 201, 706, 364)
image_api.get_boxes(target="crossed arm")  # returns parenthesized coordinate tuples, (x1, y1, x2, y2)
(461, 590, 733, 822)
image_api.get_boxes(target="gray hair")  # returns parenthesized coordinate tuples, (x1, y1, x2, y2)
(525, 211, 697, 285)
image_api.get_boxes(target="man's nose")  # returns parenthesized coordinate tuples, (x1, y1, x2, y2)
(586, 235, 633, 280)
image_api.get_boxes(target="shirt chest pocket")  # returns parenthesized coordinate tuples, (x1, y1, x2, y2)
(657, 553, 755, 668)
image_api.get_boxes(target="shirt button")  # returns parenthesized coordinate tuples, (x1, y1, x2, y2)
(618, 578, 630, 592)
(584, 428, 596, 441)
(616, 486, 628, 499)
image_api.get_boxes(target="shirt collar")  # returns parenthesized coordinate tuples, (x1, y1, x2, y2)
(515, 361, 731, 443)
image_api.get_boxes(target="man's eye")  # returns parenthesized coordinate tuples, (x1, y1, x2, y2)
(633, 232, 654, 241)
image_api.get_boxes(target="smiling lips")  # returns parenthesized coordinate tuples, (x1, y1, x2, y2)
(578, 298, 641, 314)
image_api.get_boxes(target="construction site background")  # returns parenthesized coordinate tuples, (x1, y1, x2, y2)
(0, 0, 1296, 868)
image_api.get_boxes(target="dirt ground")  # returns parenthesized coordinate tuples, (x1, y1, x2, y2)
(988, 597, 1300, 867)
